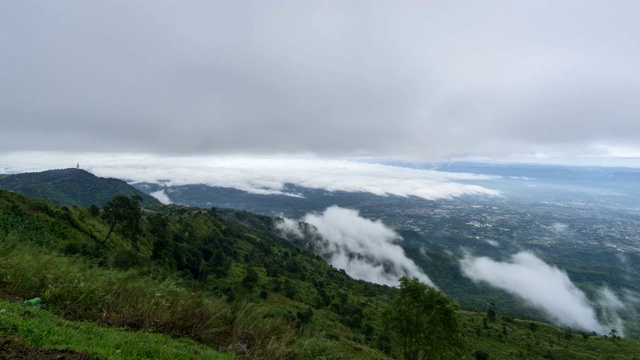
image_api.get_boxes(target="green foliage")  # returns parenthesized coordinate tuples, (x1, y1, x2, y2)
(111, 249, 144, 269)
(291, 338, 346, 360)
(242, 267, 259, 288)
(88, 203, 100, 217)
(99, 194, 142, 248)
(296, 307, 314, 326)
(0, 298, 232, 359)
(0, 244, 233, 346)
(3, 190, 640, 359)
(61, 240, 83, 255)
(383, 277, 463, 360)
(459, 310, 640, 359)
(0, 191, 392, 358)
(487, 307, 497, 321)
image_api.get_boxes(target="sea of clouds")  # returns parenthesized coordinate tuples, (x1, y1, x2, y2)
(0, 152, 500, 201)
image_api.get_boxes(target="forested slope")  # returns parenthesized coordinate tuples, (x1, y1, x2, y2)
(1, 189, 639, 359)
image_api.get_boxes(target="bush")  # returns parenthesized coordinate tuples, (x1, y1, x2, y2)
(61, 241, 82, 255)
(111, 249, 144, 269)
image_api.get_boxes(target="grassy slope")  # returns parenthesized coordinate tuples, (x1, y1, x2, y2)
(1, 190, 640, 359)
(0, 190, 391, 359)
(0, 299, 231, 360)
(461, 311, 640, 360)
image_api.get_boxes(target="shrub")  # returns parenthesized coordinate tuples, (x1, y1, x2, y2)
(111, 249, 143, 269)
(61, 241, 82, 255)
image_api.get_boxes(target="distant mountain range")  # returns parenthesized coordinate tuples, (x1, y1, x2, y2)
(0, 168, 159, 207)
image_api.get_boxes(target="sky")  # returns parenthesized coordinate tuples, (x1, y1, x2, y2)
(2, 0, 640, 165)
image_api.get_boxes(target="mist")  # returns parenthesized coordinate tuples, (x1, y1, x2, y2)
(276, 206, 435, 287)
(460, 251, 622, 335)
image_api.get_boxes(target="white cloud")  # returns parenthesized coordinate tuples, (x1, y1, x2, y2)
(460, 252, 613, 334)
(276, 217, 304, 239)
(595, 287, 640, 338)
(150, 189, 172, 205)
(0, 152, 500, 200)
(276, 206, 435, 287)
(485, 239, 499, 247)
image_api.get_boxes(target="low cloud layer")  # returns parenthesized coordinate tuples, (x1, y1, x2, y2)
(0, 152, 500, 201)
(277, 206, 434, 287)
(460, 252, 620, 335)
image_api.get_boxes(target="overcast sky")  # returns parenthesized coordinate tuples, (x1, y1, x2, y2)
(2, 0, 640, 164)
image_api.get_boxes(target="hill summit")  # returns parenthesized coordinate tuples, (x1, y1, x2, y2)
(0, 168, 159, 207)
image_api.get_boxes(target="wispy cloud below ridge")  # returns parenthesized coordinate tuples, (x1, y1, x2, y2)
(277, 206, 435, 287)
(150, 189, 172, 204)
(460, 252, 624, 335)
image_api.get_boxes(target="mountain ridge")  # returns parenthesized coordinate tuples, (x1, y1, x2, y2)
(0, 168, 159, 207)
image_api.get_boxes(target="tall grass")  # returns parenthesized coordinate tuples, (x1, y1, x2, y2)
(0, 242, 232, 346)
(0, 240, 321, 358)
(230, 303, 295, 359)
(291, 338, 346, 360)
(0, 298, 232, 359)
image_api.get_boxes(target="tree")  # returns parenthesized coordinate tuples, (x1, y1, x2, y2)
(296, 306, 314, 327)
(486, 307, 497, 321)
(97, 195, 142, 250)
(243, 267, 259, 288)
(88, 204, 100, 217)
(383, 277, 463, 360)
(149, 213, 173, 266)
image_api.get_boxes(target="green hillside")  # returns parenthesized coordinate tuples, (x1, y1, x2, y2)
(0, 168, 159, 207)
(1, 190, 639, 359)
